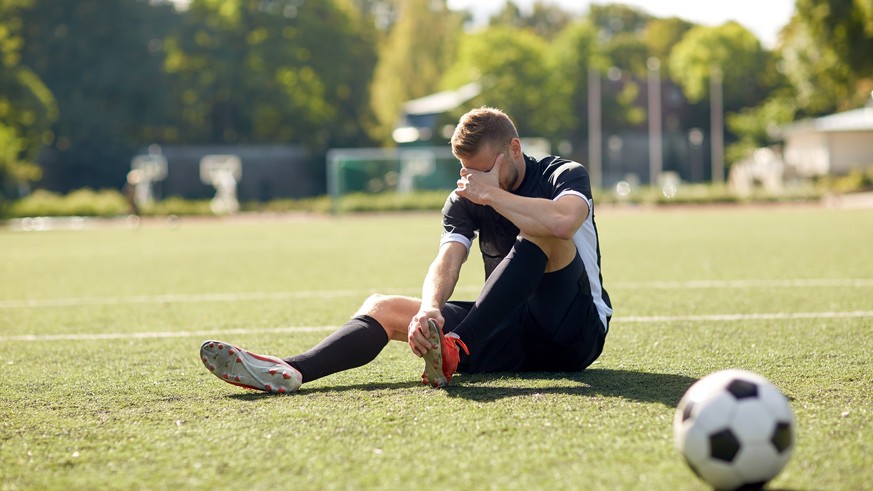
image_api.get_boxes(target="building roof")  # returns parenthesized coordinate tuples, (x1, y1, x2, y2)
(783, 106, 873, 135)
(401, 82, 481, 116)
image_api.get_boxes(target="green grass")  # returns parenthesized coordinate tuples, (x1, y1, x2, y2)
(1, 207, 871, 490)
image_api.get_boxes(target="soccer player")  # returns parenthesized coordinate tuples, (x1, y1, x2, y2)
(200, 107, 612, 393)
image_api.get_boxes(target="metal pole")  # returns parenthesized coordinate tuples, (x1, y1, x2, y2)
(647, 57, 662, 186)
(710, 65, 724, 184)
(588, 67, 602, 190)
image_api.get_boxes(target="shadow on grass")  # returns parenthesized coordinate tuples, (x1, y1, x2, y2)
(446, 368, 697, 406)
(225, 368, 696, 406)
(226, 381, 423, 400)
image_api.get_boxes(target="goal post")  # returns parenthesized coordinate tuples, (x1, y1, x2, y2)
(326, 140, 552, 213)
(326, 146, 458, 212)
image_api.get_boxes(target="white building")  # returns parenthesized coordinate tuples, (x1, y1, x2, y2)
(782, 104, 873, 176)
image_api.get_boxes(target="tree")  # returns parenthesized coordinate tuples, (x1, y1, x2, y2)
(441, 25, 569, 140)
(369, 0, 465, 143)
(549, 21, 598, 146)
(489, 1, 575, 40)
(18, 0, 180, 192)
(780, 0, 873, 113)
(164, 0, 378, 149)
(796, 0, 873, 74)
(587, 5, 659, 130)
(725, 97, 797, 164)
(0, 0, 56, 197)
(589, 3, 652, 39)
(643, 17, 695, 75)
(669, 22, 774, 113)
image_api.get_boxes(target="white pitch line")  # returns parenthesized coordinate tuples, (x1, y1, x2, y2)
(0, 326, 338, 342)
(616, 311, 873, 323)
(1, 279, 871, 310)
(0, 289, 384, 309)
(3, 310, 872, 343)
(611, 278, 873, 289)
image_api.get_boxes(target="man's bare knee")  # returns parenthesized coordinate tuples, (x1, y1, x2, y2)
(356, 294, 386, 317)
(519, 235, 577, 272)
(354, 294, 420, 341)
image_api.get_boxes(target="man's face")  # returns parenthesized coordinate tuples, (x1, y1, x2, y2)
(459, 140, 520, 191)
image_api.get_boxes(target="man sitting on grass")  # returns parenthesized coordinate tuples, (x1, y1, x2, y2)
(200, 106, 612, 393)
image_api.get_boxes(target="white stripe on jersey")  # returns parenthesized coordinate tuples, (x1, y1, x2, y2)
(556, 191, 612, 332)
(440, 232, 473, 251)
(441, 188, 612, 332)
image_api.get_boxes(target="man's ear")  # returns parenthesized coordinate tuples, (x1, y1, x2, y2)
(510, 138, 522, 158)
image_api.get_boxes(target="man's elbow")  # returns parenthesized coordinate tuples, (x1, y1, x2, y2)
(548, 198, 588, 240)
(550, 217, 580, 240)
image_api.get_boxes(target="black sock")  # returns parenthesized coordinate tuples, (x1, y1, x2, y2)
(452, 238, 547, 353)
(283, 315, 389, 383)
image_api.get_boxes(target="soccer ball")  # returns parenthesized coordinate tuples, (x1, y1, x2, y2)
(674, 369, 795, 490)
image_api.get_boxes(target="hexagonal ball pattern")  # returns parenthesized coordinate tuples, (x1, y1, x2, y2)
(674, 369, 796, 491)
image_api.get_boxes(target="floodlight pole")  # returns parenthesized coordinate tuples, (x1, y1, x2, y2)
(647, 57, 663, 186)
(588, 66, 602, 190)
(710, 65, 725, 184)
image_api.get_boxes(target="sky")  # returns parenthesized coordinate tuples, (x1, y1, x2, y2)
(447, 0, 796, 48)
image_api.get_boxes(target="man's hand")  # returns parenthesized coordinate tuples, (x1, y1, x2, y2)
(408, 308, 443, 357)
(456, 153, 504, 205)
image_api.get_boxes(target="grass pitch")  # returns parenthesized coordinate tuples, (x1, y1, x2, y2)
(1, 207, 871, 490)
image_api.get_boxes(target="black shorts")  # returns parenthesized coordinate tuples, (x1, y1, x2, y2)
(440, 253, 607, 374)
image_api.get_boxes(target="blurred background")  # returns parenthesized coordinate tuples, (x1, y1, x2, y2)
(1, 0, 872, 217)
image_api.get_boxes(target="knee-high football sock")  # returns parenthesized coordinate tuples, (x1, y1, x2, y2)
(451, 238, 547, 353)
(283, 315, 388, 383)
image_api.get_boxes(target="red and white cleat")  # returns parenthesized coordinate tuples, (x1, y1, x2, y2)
(421, 319, 469, 388)
(200, 340, 302, 394)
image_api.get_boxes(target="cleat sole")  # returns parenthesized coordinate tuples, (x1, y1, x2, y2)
(421, 320, 448, 388)
(199, 340, 302, 395)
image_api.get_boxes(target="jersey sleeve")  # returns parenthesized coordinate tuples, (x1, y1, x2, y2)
(548, 160, 593, 202)
(440, 191, 476, 251)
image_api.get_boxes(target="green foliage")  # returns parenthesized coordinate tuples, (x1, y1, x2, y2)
(589, 3, 652, 36)
(549, 21, 598, 142)
(337, 190, 448, 212)
(725, 97, 797, 164)
(643, 17, 695, 69)
(779, 21, 857, 114)
(17, 0, 181, 191)
(796, 0, 873, 74)
(369, 0, 464, 143)
(488, 1, 574, 40)
(140, 197, 213, 217)
(816, 166, 873, 193)
(7, 188, 128, 217)
(4, 0, 873, 197)
(0, 123, 40, 188)
(164, 0, 378, 149)
(442, 26, 570, 140)
(0, 0, 56, 196)
(780, 0, 873, 114)
(669, 22, 773, 112)
(255, 195, 333, 214)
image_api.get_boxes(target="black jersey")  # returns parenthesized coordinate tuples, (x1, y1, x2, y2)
(440, 154, 613, 330)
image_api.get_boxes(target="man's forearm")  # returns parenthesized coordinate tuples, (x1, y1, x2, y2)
(486, 189, 588, 240)
(420, 243, 465, 310)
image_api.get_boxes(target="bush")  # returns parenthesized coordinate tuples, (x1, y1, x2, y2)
(5, 177, 854, 220)
(338, 190, 448, 213)
(822, 167, 873, 194)
(7, 188, 128, 217)
(253, 196, 333, 214)
(140, 197, 213, 216)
